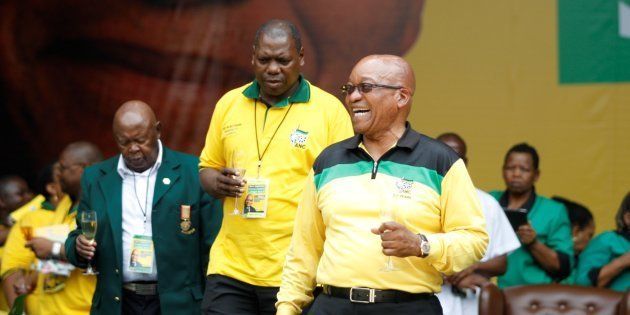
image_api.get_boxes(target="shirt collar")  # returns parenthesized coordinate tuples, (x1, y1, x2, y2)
(242, 75, 310, 107)
(117, 140, 163, 177)
(498, 186, 537, 212)
(341, 122, 421, 150)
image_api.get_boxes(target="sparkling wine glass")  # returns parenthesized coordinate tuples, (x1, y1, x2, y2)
(230, 149, 247, 216)
(81, 210, 99, 275)
(380, 185, 399, 272)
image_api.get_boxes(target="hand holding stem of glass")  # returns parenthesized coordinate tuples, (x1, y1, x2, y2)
(231, 149, 247, 215)
(81, 211, 99, 275)
(380, 187, 398, 272)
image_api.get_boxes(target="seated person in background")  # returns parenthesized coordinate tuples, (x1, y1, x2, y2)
(436, 133, 520, 315)
(490, 143, 573, 287)
(576, 192, 629, 292)
(553, 196, 595, 285)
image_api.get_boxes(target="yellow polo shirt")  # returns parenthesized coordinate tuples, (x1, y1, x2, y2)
(199, 77, 353, 286)
(276, 127, 489, 314)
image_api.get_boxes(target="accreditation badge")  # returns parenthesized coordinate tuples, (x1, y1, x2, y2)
(129, 235, 154, 274)
(242, 178, 269, 219)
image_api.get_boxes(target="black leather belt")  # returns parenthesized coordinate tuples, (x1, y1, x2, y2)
(123, 282, 158, 296)
(322, 285, 433, 304)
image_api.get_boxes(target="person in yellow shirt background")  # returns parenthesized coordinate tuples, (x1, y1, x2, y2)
(5, 142, 103, 315)
(2, 162, 67, 314)
(0, 175, 35, 314)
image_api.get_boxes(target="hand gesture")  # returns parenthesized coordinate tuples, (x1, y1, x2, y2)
(371, 222, 421, 257)
(517, 223, 537, 246)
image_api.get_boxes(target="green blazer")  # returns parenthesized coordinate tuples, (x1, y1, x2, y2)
(65, 147, 222, 315)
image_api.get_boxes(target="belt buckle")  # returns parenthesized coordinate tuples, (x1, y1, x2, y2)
(349, 287, 375, 304)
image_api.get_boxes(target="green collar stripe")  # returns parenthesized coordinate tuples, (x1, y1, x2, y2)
(314, 161, 373, 191)
(69, 204, 79, 214)
(242, 76, 310, 107)
(314, 160, 444, 194)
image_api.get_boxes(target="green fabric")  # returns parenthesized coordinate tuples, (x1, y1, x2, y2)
(64, 147, 223, 315)
(9, 294, 26, 315)
(575, 231, 630, 292)
(242, 75, 310, 107)
(314, 160, 444, 194)
(489, 191, 574, 287)
(41, 200, 56, 211)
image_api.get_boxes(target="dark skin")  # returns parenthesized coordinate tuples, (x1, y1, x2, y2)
(503, 152, 561, 273)
(437, 134, 509, 289)
(200, 27, 304, 199)
(76, 101, 160, 260)
(0, 177, 33, 244)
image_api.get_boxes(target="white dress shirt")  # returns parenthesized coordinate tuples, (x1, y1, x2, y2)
(437, 189, 521, 315)
(117, 140, 163, 282)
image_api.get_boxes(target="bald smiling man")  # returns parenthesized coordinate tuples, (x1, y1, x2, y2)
(65, 101, 222, 315)
(276, 55, 488, 315)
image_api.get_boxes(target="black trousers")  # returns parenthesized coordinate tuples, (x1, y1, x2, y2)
(202, 274, 279, 315)
(122, 289, 161, 315)
(308, 293, 443, 315)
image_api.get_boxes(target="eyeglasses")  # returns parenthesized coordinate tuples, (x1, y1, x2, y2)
(340, 82, 403, 95)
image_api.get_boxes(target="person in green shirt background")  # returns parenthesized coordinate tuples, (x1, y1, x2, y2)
(576, 192, 630, 292)
(552, 196, 595, 284)
(490, 143, 573, 287)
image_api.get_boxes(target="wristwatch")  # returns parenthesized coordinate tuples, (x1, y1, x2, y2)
(51, 242, 62, 260)
(417, 234, 430, 258)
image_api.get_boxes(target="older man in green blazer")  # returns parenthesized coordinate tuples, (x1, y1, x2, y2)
(65, 101, 222, 315)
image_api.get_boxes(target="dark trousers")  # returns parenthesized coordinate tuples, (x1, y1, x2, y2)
(122, 289, 161, 315)
(202, 274, 279, 315)
(308, 293, 443, 315)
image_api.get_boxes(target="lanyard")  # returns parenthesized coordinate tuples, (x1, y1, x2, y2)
(132, 163, 156, 233)
(254, 100, 293, 177)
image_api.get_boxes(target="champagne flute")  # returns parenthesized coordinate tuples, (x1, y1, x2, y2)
(81, 210, 99, 275)
(380, 186, 399, 272)
(230, 149, 247, 216)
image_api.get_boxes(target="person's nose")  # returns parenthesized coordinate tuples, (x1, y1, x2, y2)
(267, 61, 281, 75)
(347, 87, 363, 103)
(129, 144, 141, 153)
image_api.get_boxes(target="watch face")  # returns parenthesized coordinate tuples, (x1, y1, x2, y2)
(421, 243, 430, 255)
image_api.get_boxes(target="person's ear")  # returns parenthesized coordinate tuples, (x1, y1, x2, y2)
(299, 47, 305, 66)
(396, 88, 412, 109)
(533, 169, 540, 183)
(155, 121, 162, 139)
(251, 46, 256, 66)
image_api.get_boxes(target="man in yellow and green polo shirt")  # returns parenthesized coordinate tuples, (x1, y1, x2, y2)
(198, 19, 352, 314)
(276, 55, 488, 315)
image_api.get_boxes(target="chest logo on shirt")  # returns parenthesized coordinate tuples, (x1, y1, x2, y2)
(395, 178, 413, 199)
(289, 128, 309, 149)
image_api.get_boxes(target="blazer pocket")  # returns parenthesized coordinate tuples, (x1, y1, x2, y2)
(189, 284, 203, 301)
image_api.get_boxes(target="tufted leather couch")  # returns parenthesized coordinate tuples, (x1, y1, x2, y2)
(479, 283, 629, 315)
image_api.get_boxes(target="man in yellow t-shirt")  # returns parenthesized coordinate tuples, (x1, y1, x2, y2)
(24, 142, 103, 315)
(198, 20, 353, 314)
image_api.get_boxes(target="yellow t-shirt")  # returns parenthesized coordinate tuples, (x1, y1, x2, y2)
(1, 199, 60, 315)
(38, 200, 96, 315)
(199, 79, 353, 286)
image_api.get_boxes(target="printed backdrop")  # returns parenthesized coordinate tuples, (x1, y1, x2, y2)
(0, 0, 628, 231)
